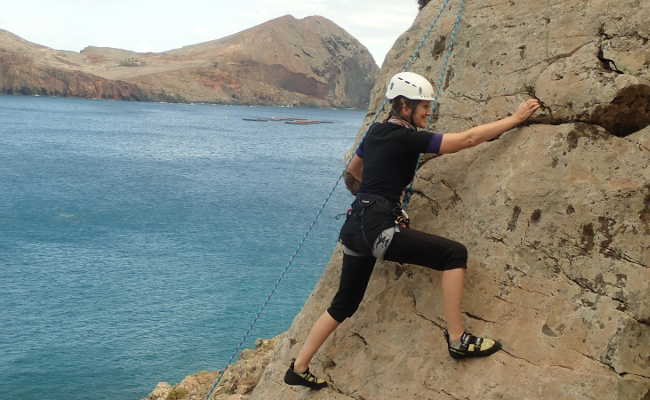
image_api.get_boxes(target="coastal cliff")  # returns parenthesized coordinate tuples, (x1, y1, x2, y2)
(145, 0, 649, 399)
(0, 15, 378, 107)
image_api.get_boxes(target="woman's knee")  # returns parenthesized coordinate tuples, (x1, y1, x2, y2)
(327, 298, 362, 322)
(327, 254, 375, 322)
(446, 241, 468, 268)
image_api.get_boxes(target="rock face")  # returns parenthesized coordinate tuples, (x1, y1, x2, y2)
(0, 15, 378, 107)
(144, 0, 649, 399)
(142, 338, 279, 400)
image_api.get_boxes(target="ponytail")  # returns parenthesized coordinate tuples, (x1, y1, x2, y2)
(384, 96, 421, 123)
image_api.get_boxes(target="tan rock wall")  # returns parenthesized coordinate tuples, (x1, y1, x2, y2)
(143, 1, 649, 399)
(244, 128, 648, 400)
(244, 0, 650, 398)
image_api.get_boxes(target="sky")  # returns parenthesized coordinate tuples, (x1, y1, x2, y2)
(0, 1, 420, 66)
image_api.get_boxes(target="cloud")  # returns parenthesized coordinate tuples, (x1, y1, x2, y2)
(2, 0, 419, 62)
(248, 0, 418, 63)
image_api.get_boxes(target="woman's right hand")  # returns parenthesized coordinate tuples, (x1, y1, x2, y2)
(514, 99, 541, 123)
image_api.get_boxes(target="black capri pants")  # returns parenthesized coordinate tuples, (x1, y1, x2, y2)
(327, 228, 468, 323)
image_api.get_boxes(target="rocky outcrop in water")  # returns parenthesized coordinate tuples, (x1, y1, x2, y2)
(0, 15, 378, 107)
(144, 0, 649, 399)
(143, 338, 279, 400)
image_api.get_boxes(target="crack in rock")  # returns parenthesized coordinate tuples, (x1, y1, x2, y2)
(410, 188, 438, 205)
(449, 92, 486, 103)
(323, 370, 364, 400)
(529, 117, 613, 136)
(620, 372, 650, 381)
(440, 388, 464, 400)
(525, 35, 650, 137)
(599, 23, 650, 44)
(350, 332, 369, 346)
(506, 41, 596, 76)
(448, 90, 531, 104)
(550, 363, 575, 371)
(523, 239, 561, 265)
(494, 295, 514, 305)
(463, 311, 497, 324)
(600, 246, 648, 268)
(500, 348, 540, 367)
(557, 265, 625, 306)
(409, 290, 446, 331)
(575, 350, 621, 376)
(423, 383, 463, 400)
(524, 239, 645, 320)
(487, 232, 506, 244)
(554, 264, 647, 323)
(597, 47, 624, 74)
(440, 179, 463, 206)
(513, 284, 551, 298)
(578, 344, 650, 380)
(414, 310, 446, 331)
(410, 189, 442, 217)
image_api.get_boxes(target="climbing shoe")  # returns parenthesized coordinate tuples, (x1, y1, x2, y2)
(444, 329, 502, 359)
(283, 359, 328, 390)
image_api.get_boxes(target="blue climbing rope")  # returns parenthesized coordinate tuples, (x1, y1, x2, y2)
(402, 0, 467, 211)
(203, 2, 466, 399)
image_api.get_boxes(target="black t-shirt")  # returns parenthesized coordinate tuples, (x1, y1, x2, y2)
(356, 122, 443, 203)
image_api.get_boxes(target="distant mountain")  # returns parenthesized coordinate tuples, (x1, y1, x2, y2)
(0, 15, 378, 107)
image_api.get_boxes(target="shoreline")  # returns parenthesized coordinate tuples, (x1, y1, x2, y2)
(0, 92, 367, 111)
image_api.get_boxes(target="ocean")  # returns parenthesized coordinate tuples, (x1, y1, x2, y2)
(0, 95, 365, 400)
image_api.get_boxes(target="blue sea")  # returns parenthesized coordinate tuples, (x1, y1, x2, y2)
(0, 96, 364, 400)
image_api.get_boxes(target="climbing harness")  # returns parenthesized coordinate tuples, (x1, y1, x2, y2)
(339, 193, 403, 260)
(203, 1, 466, 398)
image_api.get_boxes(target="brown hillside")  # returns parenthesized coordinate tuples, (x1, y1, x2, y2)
(0, 15, 378, 107)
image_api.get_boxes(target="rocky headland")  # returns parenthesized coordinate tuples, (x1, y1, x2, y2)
(144, 0, 649, 399)
(0, 15, 378, 107)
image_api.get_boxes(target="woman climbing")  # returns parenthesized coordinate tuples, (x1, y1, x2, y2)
(284, 72, 541, 389)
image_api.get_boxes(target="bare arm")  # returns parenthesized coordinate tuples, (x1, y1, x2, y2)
(347, 155, 363, 181)
(343, 154, 363, 195)
(439, 99, 540, 154)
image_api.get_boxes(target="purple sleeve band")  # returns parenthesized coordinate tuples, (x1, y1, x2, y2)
(427, 133, 443, 154)
(355, 135, 366, 158)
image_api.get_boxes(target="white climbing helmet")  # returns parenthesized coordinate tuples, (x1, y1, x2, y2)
(385, 71, 436, 101)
